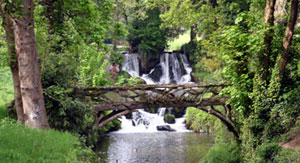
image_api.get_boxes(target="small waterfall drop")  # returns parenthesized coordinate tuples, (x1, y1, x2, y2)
(118, 51, 193, 133)
(122, 52, 140, 77)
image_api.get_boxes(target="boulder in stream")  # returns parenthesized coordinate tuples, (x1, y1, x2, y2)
(164, 114, 176, 124)
(156, 125, 176, 132)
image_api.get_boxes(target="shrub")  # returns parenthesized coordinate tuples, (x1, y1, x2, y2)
(109, 51, 125, 64)
(255, 142, 281, 163)
(164, 113, 175, 124)
(273, 148, 300, 163)
(201, 142, 241, 163)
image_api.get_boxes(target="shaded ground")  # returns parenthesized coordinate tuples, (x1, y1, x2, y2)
(281, 125, 300, 150)
(281, 133, 300, 150)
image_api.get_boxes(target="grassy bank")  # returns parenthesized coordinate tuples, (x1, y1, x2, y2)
(0, 68, 95, 162)
(0, 118, 95, 162)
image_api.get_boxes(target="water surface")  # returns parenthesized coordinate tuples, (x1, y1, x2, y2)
(96, 132, 213, 163)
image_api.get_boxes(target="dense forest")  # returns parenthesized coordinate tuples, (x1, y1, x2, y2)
(0, 0, 299, 162)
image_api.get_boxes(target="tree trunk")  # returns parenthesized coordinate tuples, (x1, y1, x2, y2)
(261, 0, 276, 81)
(297, 13, 300, 28)
(190, 25, 197, 46)
(11, 0, 50, 129)
(279, 0, 299, 76)
(1, 7, 25, 123)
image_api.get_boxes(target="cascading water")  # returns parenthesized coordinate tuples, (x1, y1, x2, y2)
(122, 52, 140, 77)
(119, 51, 193, 133)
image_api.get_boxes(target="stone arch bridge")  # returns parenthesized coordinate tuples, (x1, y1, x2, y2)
(75, 83, 239, 139)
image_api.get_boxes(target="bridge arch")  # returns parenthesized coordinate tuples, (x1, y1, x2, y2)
(75, 83, 240, 142)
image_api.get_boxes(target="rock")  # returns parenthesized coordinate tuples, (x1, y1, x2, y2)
(147, 65, 163, 82)
(125, 112, 132, 119)
(156, 125, 176, 132)
(139, 52, 160, 75)
(172, 107, 186, 118)
(164, 114, 175, 124)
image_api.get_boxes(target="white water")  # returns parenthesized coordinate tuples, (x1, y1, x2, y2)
(119, 51, 193, 133)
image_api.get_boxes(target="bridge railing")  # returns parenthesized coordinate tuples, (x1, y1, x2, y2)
(74, 83, 229, 111)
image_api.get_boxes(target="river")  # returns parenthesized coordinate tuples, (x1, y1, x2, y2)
(96, 132, 213, 163)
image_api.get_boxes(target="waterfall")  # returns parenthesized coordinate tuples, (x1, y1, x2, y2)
(122, 52, 140, 77)
(118, 51, 193, 133)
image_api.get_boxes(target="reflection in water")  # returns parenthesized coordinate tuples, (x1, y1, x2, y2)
(96, 132, 213, 163)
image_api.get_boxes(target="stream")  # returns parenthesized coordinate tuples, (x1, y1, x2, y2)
(96, 132, 213, 163)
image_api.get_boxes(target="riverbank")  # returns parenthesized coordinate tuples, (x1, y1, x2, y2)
(0, 118, 96, 162)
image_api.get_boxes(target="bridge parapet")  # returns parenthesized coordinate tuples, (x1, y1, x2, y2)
(75, 83, 229, 111)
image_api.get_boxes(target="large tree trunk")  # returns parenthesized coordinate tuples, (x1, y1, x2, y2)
(1, 7, 25, 123)
(279, 0, 299, 76)
(11, 0, 50, 129)
(261, 0, 276, 81)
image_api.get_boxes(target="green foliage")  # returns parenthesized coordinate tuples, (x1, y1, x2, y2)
(255, 142, 281, 163)
(44, 86, 94, 134)
(164, 113, 175, 124)
(115, 71, 144, 86)
(186, 107, 218, 133)
(148, 0, 202, 30)
(0, 118, 96, 163)
(109, 51, 125, 64)
(0, 23, 8, 68)
(128, 7, 168, 55)
(203, 24, 254, 115)
(0, 67, 14, 106)
(201, 142, 241, 163)
(180, 41, 197, 57)
(0, 67, 13, 120)
(273, 148, 300, 163)
(199, 3, 300, 161)
(33, 0, 120, 145)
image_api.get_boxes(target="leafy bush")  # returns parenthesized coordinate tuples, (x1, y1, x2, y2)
(0, 118, 95, 163)
(201, 142, 241, 163)
(273, 148, 300, 163)
(109, 51, 125, 64)
(254, 142, 281, 163)
(164, 113, 175, 124)
(115, 71, 145, 86)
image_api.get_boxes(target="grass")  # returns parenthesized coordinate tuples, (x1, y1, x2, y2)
(0, 67, 13, 120)
(167, 32, 190, 51)
(0, 67, 95, 162)
(0, 118, 95, 163)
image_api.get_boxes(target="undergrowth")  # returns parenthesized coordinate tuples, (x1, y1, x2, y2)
(0, 67, 13, 120)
